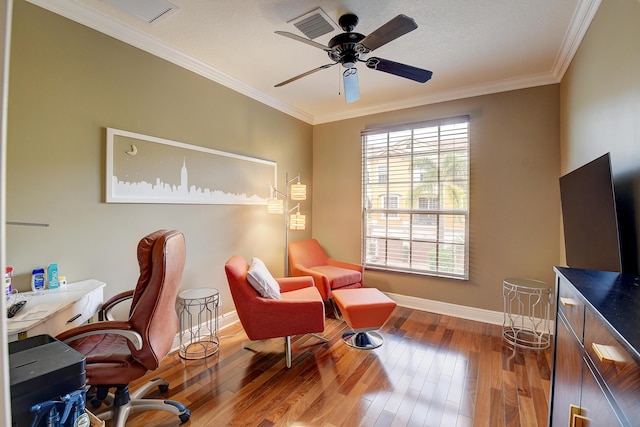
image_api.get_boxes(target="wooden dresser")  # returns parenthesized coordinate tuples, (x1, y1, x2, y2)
(549, 267, 640, 426)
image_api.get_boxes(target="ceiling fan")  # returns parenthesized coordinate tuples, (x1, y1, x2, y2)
(274, 13, 433, 103)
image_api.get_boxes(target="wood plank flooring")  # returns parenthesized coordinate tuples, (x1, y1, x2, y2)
(121, 306, 552, 427)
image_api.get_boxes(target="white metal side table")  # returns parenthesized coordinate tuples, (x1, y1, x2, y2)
(502, 277, 551, 350)
(177, 287, 219, 359)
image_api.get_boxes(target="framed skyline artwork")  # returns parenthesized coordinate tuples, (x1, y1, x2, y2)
(106, 128, 277, 205)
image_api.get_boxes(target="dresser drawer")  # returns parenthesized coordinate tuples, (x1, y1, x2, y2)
(585, 307, 640, 423)
(557, 277, 585, 342)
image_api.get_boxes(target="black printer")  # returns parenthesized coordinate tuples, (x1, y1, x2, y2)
(9, 334, 86, 427)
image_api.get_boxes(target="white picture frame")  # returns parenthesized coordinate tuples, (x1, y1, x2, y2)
(106, 128, 277, 205)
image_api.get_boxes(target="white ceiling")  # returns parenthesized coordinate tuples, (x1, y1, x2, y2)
(28, 0, 600, 124)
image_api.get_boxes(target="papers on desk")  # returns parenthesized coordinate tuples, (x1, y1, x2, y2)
(6, 279, 106, 340)
(8, 303, 63, 322)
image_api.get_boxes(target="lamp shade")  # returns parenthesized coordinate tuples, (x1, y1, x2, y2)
(289, 212, 306, 230)
(267, 199, 284, 214)
(290, 183, 306, 200)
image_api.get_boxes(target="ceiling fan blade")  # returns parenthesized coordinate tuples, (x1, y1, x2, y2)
(366, 57, 433, 83)
(359, 15, 418, 52)
(275, 31, 332, 51)
(343, 67, 360, 103)
(275, 63, 337, 87)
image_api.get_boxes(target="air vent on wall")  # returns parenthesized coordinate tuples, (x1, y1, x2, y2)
(288, 8, 340, 40)
(102, 0, 179, 24)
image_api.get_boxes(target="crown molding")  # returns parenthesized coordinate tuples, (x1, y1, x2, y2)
(552, 0, 602, 79)
(25, 0, 600, 126)
(313, 71, 559, 124)
(25, 0, 315, 124)
(314, 0, 603, 124)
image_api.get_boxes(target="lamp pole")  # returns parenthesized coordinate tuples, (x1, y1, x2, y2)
(285, 172, 290, 275)
(268, 171, 305, 276)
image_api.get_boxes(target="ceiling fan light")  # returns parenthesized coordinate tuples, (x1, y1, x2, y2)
(343, 68, 360, 103)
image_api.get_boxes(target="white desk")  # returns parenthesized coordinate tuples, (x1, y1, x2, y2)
(7, 279, 105, 341)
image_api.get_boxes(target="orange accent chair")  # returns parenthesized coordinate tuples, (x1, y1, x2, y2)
(56, 229, 190, 427)
(288, 239, 363, 316)
(224, 255, 326, 368)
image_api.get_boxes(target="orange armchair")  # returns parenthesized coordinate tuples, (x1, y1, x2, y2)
(288, 239, 363, 316)
(224, 255, 326, 368)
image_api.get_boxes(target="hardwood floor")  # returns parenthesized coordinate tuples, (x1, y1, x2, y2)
(122, 306, 552, 427)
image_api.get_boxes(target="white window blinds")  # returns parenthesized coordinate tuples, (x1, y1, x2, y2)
(362, 116, 470, 279)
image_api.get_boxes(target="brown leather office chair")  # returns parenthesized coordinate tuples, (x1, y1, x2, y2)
(56, 229, 190, 426)
(224, 255, 326, 368)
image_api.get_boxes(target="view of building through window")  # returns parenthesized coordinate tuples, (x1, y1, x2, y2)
(362, 116, 470, 279)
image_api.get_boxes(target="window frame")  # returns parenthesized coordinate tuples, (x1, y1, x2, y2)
(382, 194, 400, 219)
(361, 115, 470, 280)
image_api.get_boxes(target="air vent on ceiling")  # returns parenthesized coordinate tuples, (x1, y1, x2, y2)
(102, 0, 179, 24)
(288, 8, 339, 40)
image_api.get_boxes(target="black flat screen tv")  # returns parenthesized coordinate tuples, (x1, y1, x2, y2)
(559, 153, 622, 272)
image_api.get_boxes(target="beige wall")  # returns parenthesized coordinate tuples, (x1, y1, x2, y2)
(560, 0, 640, 274)
(15, 0, 639, 319)
(5, 1, 313, 311)
(313, 86, 561, 312)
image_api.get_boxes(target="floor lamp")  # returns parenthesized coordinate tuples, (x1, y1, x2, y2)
(267, 172, 306, 275)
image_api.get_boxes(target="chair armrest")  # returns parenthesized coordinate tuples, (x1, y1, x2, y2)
(276, 276, 314, 293)
(100, 290, 134, 321)
(290, 264, 331, 300)
(244, 294, 325, 339)
(327, 258, 364, 273)
(56, 321, 143, 350)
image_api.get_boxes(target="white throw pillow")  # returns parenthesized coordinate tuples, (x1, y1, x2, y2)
(246, 257, 282, 299)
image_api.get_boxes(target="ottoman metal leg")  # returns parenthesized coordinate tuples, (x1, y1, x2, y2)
(342, 330, 384, 349)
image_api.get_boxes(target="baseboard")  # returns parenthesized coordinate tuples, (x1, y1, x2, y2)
(171, 310, 240, 354)
(384, 291, 555, 333)
(384, 291, 505, 325)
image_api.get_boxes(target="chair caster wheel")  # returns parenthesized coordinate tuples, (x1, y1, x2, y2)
(179, 410, 191, 424)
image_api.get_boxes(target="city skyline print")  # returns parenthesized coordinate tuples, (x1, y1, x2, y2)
(106, 128, 277, 205)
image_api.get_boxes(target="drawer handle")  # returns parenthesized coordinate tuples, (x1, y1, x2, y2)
(66, 313, 82, 324)
(560, 297, 578, 307)
(592, 342, 626, 364)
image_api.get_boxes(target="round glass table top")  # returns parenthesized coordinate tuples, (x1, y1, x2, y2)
(178, 287, 219, 300)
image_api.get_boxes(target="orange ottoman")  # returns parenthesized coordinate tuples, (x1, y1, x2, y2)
(332, 288, 396, 349)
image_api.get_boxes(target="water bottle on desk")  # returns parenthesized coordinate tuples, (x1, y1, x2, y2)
(47, 264, 59, 290)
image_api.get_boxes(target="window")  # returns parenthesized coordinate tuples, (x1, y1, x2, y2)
(416, 197, 437, 225)
(382, 194, 400, 219)
(362, 116, 470, 279)
(377, 164, 388, 184)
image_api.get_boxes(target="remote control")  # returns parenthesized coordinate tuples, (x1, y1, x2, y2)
(7, 300, 26, 318)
